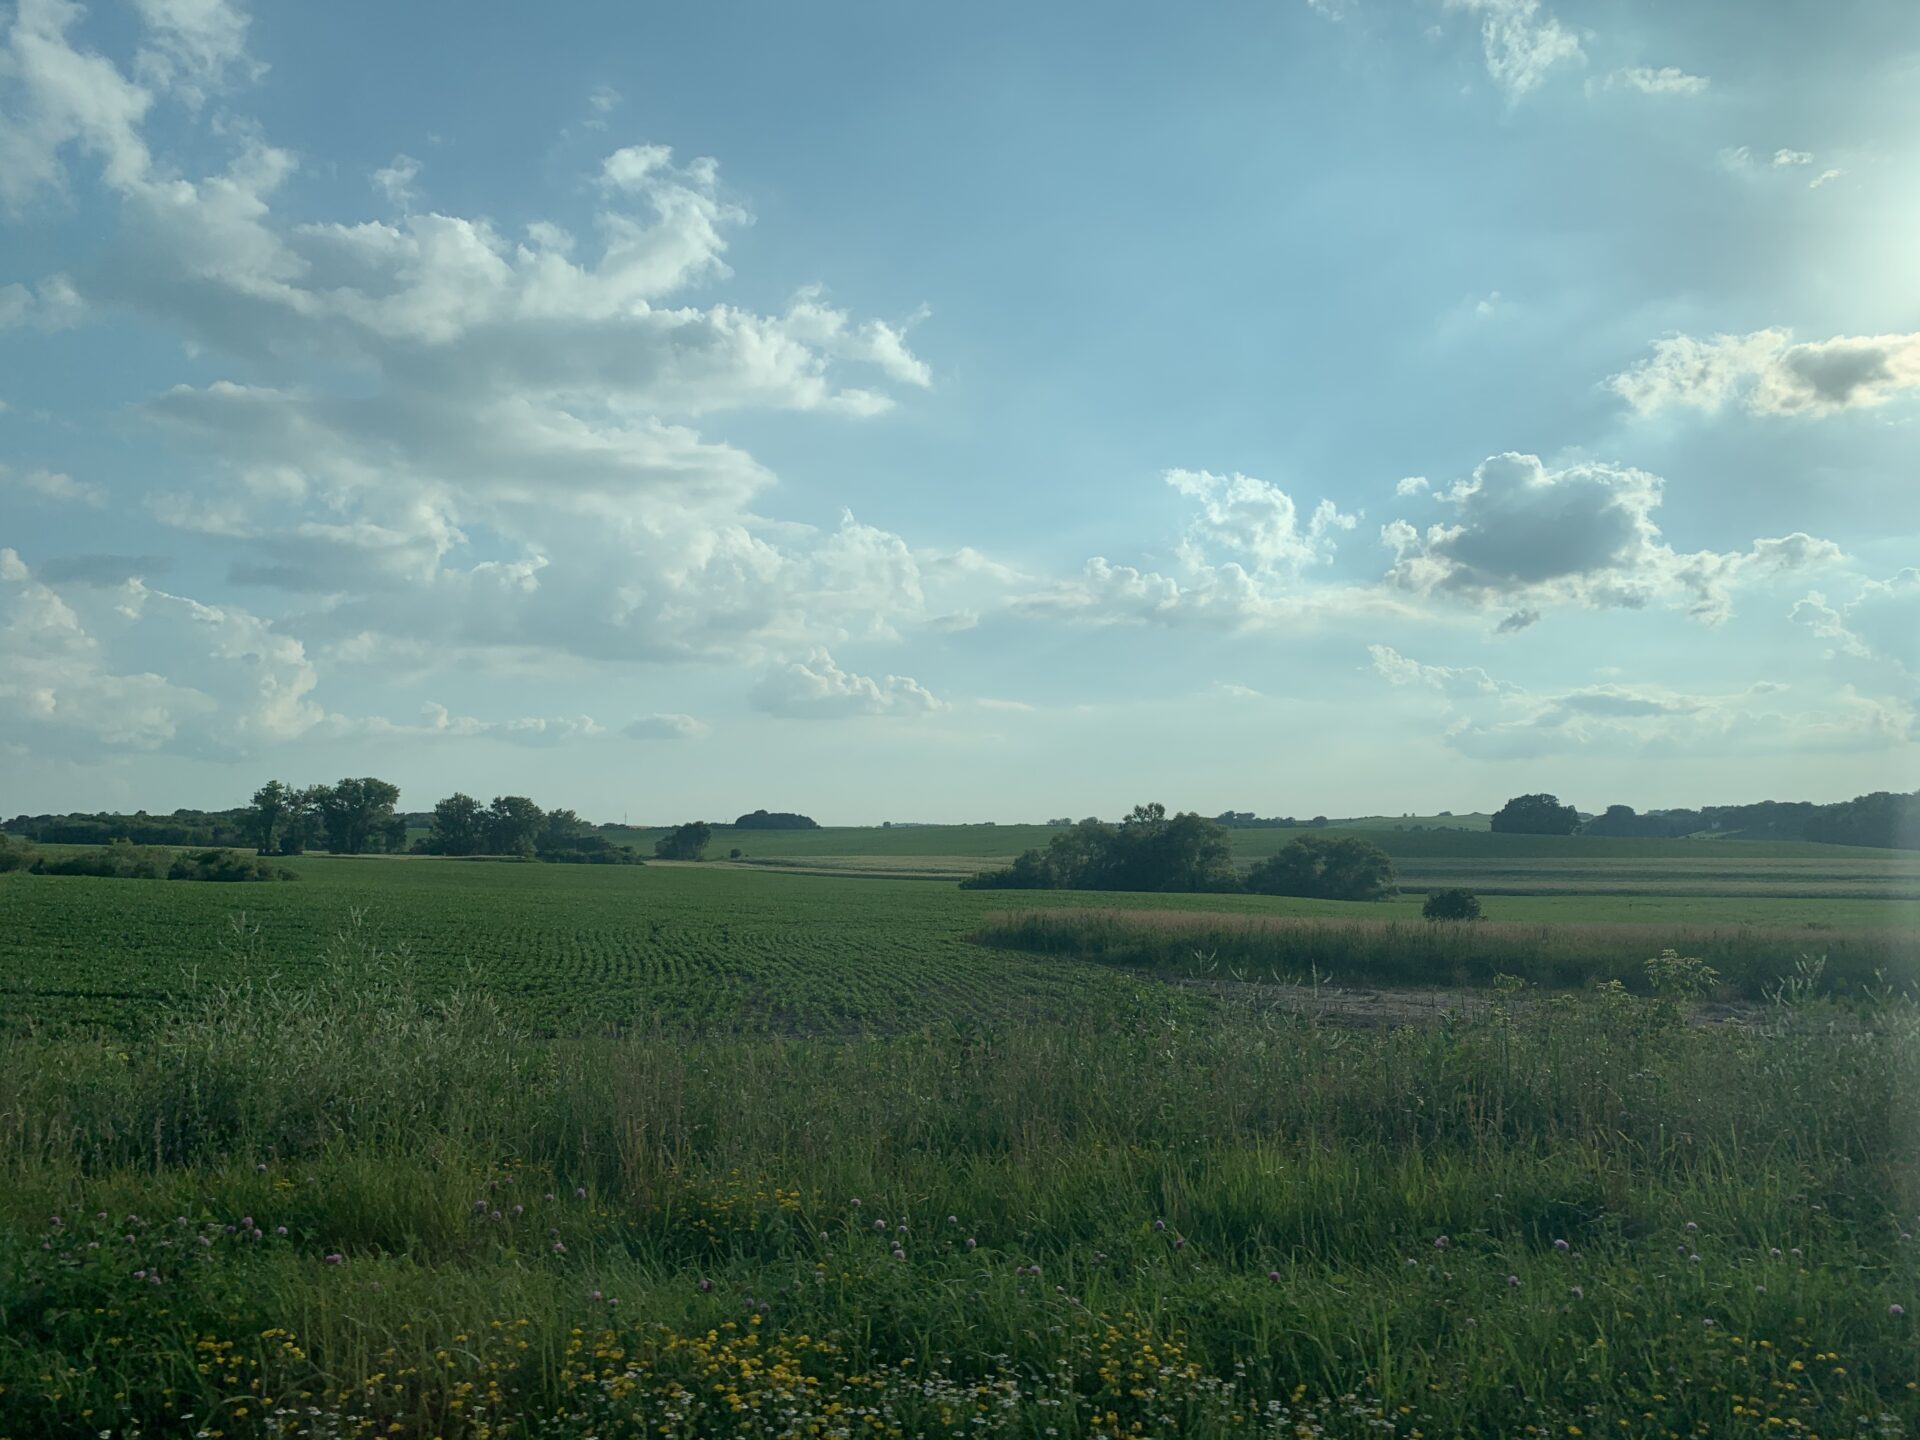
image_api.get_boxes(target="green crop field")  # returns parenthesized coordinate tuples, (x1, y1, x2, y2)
(5, 841, 1919, 1439)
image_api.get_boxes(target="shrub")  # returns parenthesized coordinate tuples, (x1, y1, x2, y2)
(1422, 888, 1484, 921)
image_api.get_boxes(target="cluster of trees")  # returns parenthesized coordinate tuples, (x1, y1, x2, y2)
(0, 835, 294, 882)
(962, 804, 1396, 901)
(1490, 794, 1584, 835)
(1511, 788, 1920, 850)
(733, 810, 818, 830)
(653, 822, 712, 860)
(420, 794, 640, 863)
(3, 808, 252, 847)
(246, 779, 405, 855)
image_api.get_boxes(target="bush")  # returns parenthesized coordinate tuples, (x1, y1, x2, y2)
(1244, 834, 1396, 901)
(1490, 793, 1581, 835)
(166, 848, 298, 882)
(1422, 888, 1484, 921)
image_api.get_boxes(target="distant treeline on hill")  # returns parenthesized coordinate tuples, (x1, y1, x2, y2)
(1582, 791, 1920, 849)
(732, 810, 818, 830)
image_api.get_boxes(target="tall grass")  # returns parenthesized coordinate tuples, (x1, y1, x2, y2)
(974, 907, 1920, 997)
(1, 927, 1916, 1437)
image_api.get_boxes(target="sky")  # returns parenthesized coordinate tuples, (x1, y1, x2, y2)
(1, 0, 1917, 824)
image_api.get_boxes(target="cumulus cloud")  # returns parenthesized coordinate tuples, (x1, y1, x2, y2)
(1369, 642, 1909, 758)
(1443, 0, 1582, 98)
(1611, 329, 1920, 417)
(1381, 452, 1842, 624)
(0, 546, 325, 755)
(1793, 571, 1920, 687)
(130, 0, 261, 106)
(749, 648, 942, 719)
(1166, 469, 1355, 574)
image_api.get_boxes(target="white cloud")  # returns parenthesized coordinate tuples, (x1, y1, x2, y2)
(371, 152, 420, 208)
(624, 711, 708, 740)
(1166, 469, 1354, 575)
(1793, 570, 1920, 683)
(1, 464, 104, 506)
(1395, 475, 1430, 497)
(355, 702, 606, 745)
(1611, 329, 1920, 417)
(1771, 148, 1812, 167)
(1369, 642, 1909, 758)
(749, 648, 943, 719)
(0, 547, 326, 755)
(1444, 0, 1582, 98)
(130, 0, 260, 107)
(1381, 452, 1842, 624)
(1610, 66, 1708, 96)
(0, 0, 154, 204)
(1809, 168, 1844, 190)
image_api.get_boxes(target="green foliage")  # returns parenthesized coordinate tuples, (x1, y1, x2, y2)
(1422, 887, 1484, 921)
(0, 950, 1915, 1438)
(485, 794, 545, 856)
(975, 908, 1917, 998)
(315, 776, 403, 854)
(654, 820, 713, 861)
(963, 803, 1239, 892)
(1643, 947, 1721, 1000)
(1491, 793, 1582, 835)
(1244, 834, 1397, 901)
(19, 841, 294, 882)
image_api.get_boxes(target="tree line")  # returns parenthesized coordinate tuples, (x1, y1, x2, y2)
(961, 804, 1397, 901)
(1490, 789, 1920, 848)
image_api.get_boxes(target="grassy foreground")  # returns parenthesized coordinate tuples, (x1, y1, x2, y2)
(2, 930, 1917, 1439)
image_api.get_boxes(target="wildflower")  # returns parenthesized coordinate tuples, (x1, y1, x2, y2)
(1553, 1239, 1570, 1253)
(589, 1290, 602, 1301)
(473, 1201, 488, 1213)
(241, 1216, 253, 1229)
(1153, 1219, 1166, 1232)
(1756, 1285, 1767, 1294)
(49, 1216, 61, 1227)
(850, 1198, 861, 1208)
(276, 1226, 287, 1236)
(1689, 1254, 1700, 1264)
(1174, 1238, 1186, 1251)
(1685, 1222, 1698, 1233)
(892, 1250, 907, 1262)
(875, 1219, 887, 1232)
(699, 1278, 713, 1293)
(1434, 1236, 1449, 1251)
(1892, 1304, 1908, 1318)
(1507, 1275, 1521, 1288)
(544, 1192, 556, 1203)
(511, 1204, 524, 1217)
(948, 1215, 958, 1225)
(323, 1253, 344, 1266)
(256, 1163, 268, 1173)
(134, 1270, 147, 1280)
(966, 1237, 977, 1250)
(575, 1187, 587, 1199)
(197, 1236, 212, 1247)
(1769, 1247, 1782, 1259)
(1268, 1271, 1282, 1284)
(1570, 1286, 1584, 1300)
(1790, 1247, 1802, 1258)
(552, 1241, 566, 1254)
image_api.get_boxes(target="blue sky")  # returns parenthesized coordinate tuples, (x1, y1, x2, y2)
(2, 0, 1916, 822)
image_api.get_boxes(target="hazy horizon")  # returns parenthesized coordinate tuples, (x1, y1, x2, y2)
(4, 0, 1917, 819)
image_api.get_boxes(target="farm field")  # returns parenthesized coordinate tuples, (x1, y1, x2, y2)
(3, 845, 1917, 1032)
(4, 842, 1918, 1439)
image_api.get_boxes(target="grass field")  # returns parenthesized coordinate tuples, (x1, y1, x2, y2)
(3, 839, 1918, 1438)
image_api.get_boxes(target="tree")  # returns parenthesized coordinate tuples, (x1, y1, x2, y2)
(654, 821, 712, 861)
(316, 777, 402, 854)
(247, 780, 292, 855)
(1490, 793, 1580, 836)
(961, 804, 1238, 893)
(485, 795, 546, 857)
(1422, 888, 1484, 921)
(733, 809, 819, 830)
(429, 793, 487, 855)
(1244, 834, 1396, 901)
(278, 785, 327, 855)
